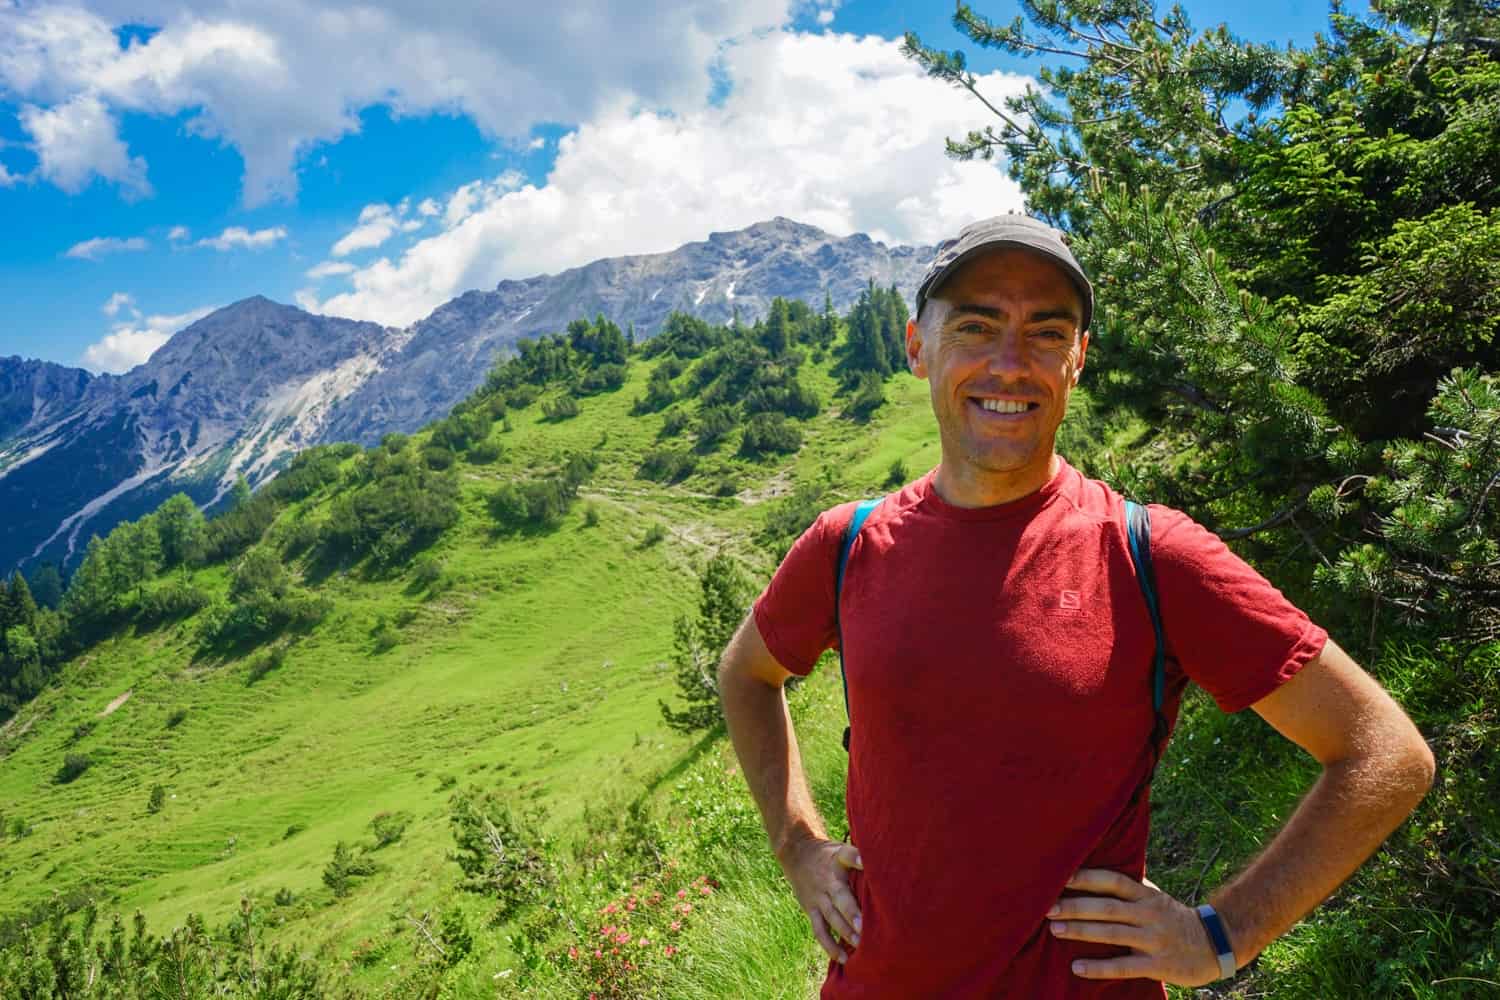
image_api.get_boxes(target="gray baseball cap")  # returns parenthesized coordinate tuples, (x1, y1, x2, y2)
(915, 214, 1094, 333)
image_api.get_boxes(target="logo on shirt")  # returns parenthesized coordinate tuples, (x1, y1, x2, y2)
(1057, 589, 1082, 611)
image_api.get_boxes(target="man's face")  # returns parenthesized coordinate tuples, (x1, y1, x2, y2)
(906, 248, 1088, 484)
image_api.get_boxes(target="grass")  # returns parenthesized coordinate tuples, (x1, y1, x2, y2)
(0, 344, 941, 989)
(1, 338, 1494, 998)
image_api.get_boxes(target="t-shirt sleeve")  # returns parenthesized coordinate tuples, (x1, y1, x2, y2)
(1149, 505, 1329, 713)
(751, 504, 851, 677)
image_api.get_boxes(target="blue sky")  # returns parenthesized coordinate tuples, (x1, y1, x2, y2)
(0, 0, 1354, 372)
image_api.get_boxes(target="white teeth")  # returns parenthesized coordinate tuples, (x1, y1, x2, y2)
(980, 399, 1030, 414)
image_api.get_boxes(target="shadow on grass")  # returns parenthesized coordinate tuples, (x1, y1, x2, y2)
(641, 724, 726, 800)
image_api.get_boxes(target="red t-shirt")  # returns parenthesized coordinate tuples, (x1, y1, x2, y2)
(753, 460, 1327, 998)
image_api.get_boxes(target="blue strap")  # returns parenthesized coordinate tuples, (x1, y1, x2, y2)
(835, 499, 882, 751)
(1124, 499, 1166, 716)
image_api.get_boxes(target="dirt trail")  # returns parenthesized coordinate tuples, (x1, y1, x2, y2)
(99, 689, 133, 716)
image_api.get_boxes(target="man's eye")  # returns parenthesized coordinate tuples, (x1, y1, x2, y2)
(1034, 328, 1068, 341)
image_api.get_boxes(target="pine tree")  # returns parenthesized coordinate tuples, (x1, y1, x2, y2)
(26, 564, 63, 610)
(660, 553, 753, 733)
(906, 0, 1499, 647)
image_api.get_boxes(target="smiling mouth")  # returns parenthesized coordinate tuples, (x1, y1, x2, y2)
(969, 398, 1040, 416)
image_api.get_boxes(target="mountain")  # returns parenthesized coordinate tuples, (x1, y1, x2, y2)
(319, 218, 930, 443)
(0, 299, 402, 574)
(0, 219, 931, 576)
(0, 356, 95, 443)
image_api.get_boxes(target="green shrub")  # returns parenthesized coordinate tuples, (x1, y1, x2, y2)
(740, 412, 803, 457)
(884, 458, 909, 488)
(413, 554, 445, 588)
(322, 840, 378, 898)
(639, 447, 697, 484)
(542, 395, 580, 422)
(659, 408, 691, 440)
(273, 887, 297, 907)
(371, 620, 400, 653)
(447, 786, 556, 923)
(369, 810, 413, 848)
(578, 362, 628, 395)
(844, 370, 886, 421)
(642, 523, 668, 547)
(69, 720, 95, 744)
(468, 438, 504, 464)
(284, 823, 307, 840)
(137, 580, 211, 626)
(165, 705, 188, 729)
(381, 432, 409, 454)
(55, 752, 91, 784)
(245, 645, 288, 685)
(506, 385, 538, 410)
(695, 405, 737, 451)
(147, 784, 166, 814)
(583, 503, 601, 527)
(422, 445, 457, 470)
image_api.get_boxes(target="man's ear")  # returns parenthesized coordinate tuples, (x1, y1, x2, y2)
(1072, 330, 1089, 386)
(906, 317, 926, 378)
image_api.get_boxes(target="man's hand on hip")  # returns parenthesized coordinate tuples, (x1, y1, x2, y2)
(1047, 868, 1224, 986)
(780, 837, 863, 964)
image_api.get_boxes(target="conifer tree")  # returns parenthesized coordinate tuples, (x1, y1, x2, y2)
(905, 0, 1499, 646)
(660, 553, 753, 733)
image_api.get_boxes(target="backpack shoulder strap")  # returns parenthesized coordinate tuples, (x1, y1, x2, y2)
(835, 498, 883, 752)
(1124, 499, 1169, 788)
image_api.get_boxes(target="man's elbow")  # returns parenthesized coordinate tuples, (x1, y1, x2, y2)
(1379, 726, 1436, 816)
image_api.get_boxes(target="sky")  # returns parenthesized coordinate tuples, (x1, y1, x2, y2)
(0, 0, 1353, 373)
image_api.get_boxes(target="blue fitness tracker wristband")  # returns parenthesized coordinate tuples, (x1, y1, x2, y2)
(1195, 904, 1237, 980)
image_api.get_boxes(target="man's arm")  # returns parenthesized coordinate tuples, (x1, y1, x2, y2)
(1049, 638, 1434, 985)
(718, 611, 863, 964)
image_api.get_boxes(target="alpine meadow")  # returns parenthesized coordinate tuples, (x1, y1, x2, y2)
(2, 0, 1498, 998)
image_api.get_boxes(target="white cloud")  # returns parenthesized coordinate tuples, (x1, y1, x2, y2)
(65, 235, 149, 259)
(527, 136, 546, 150)
(81, 305, 218, 373)
(0, 1, 792, 205)
(19, 94, 151, 196)
(167, 225, 190, 241)
(197, 225, 287, 251)
(0, 160, 17, 186)
(331, 203, 401, 256)
(306, 31, 1028, 327)
(306, 260, 356, 278)
(817, 10, 834, 24)
(330, 199, 433, 255)
(101, 292, 136, 317)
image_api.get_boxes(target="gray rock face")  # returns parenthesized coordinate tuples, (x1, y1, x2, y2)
(0, 219, 933, 575)
(321, 218, 931, 443)
(0, 356, 95, 443)
(0, 297, 401, 573)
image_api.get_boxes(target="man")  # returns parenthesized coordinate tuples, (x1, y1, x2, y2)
(718, 215, 1435, 997)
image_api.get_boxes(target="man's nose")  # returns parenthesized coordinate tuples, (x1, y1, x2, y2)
(984, 330, 1027, 377)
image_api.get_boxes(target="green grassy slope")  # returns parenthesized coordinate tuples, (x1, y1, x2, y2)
(5, 335, 1487, 999)
(0, 348, 971, 984)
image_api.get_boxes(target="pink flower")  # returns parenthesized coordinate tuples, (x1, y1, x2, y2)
(701, 885, 713, 895)
(638, 937, 649, 947)
(601, 925, 615, 937)
(669, 920, 681, 932)
(676, 889, 687, 899)
(664, 945, 678, 958)
(568, 946, 579, 960)
(679, 902, 692, 914)
(602, 903, 617, 915)
(594, 949, 602, 959)
(616, 931, 630, 945)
